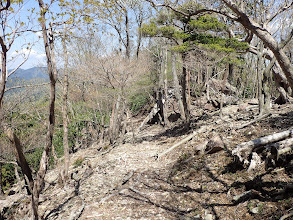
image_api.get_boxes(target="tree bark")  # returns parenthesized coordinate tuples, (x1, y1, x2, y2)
(110, 94, 121, 144)
(257, 42, 265, 115)
(33, 2, 58, 219)
(136, 11, 143, 58)
(62, 25, 70, 181)
(0, 162, 3, 195)
(0, 38, 7, 110)
(5, 128, 34, 194)
(181, 52, 190, 124)
(171, 51, 185, 120)
(163, 48, 170, 127)
(273, 64, 292, 104)
(125, 9, 130, 59)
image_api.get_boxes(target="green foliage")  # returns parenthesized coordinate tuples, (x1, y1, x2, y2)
(242, 85, 254, 98)
(160, 26, 176, 37)
(191, 33, 248, 52)
(53, 128, 65, 158)
(171, 42, 191, 52)
(141, 22, 159, 37)
(26, 147, 43, 172)
(129, 93, 149, 114)
(188, 15, 226, 32)
(173, 31, 190, 39)
(1, 164, 15, 191)
(73, 157, 84, 168)
(142, 7, 248, 54)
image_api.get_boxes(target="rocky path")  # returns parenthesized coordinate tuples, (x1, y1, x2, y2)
(39, 125, 186, 219)
(4, 100, 293, 220)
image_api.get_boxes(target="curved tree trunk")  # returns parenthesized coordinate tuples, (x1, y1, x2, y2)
(273, 66, 291, 104)
(221, 0, 293, 89)
(5, 127, 34, 195)
(33, 2, 58, 219)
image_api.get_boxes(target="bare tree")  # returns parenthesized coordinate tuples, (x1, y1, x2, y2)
(62, 24, 70, 181)
(0, 0, 33, 196)
(28, 1, 58, 218)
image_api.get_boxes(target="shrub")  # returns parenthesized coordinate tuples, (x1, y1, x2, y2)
(26, 147, 44, 172)
(1, 163, 15, 191)
(129, 93, 149, 114)
(73, 157, 84, 168)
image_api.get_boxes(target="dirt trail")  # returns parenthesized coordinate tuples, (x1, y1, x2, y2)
(39, 125, 185, 219)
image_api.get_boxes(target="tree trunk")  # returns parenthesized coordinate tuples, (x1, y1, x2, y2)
(181, 53, 190, 124)
(136, 14, 143, 58)
(228, 62, 234, 83)
(62, 25, 70, 181)
(171, 51, 186, 120)
(0, 41, 7, 110)
(125, 9, 130, 59)
(110, 94, 121, 144)
(0, 162, 3, 195)
(5, 127, 34, 194)
(14, 165, 22, 193)
(232, 128, 293, 165)
(163, 49, 170, 127)
(33, 2, 58, 219)
(257, 42, 265, 115)
(262, 65, 271, 113)
(187, 70, 191, 110)
(222, 61, 229, 84)
(273, 65, 291, 104)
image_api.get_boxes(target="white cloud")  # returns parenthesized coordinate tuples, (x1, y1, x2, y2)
(35, 31, 43, 38)
(8, 48, 46, 69)
(11, 48, 40, 57)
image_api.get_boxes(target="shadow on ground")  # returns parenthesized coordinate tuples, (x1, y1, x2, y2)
(116, 152, 293, 219)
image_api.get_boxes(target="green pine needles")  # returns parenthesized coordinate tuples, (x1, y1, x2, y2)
(141, 9, 248, 54)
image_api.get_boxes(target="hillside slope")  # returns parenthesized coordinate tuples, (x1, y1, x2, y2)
(1, 99, 293, 220)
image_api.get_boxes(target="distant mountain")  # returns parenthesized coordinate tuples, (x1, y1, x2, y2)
(5, 67, 49, 96)
(8, 67, 48, 80)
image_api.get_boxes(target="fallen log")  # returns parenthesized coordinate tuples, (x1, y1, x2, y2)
(157, 126, 210, 159)
(268, 137, 293, 160)
(232, 128, 293, 165)
(234, 113, 271, 130)
(277, 146, 293, 159)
